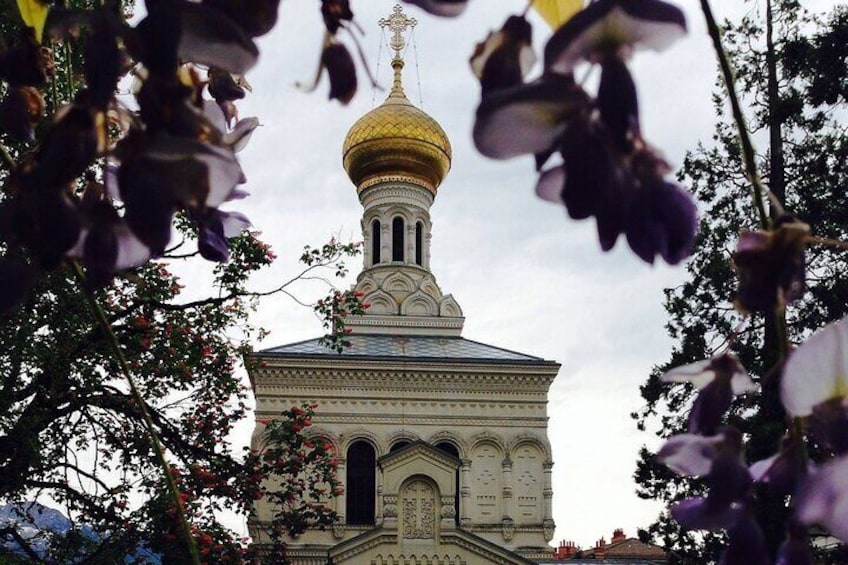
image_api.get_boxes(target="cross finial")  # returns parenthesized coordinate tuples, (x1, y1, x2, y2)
(379, 4, 417, 61)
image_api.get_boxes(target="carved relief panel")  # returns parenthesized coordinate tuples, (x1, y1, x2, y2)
(471, 442, 502, 523)
(402, 479, 436, 539)
(513, 443, 543, 523)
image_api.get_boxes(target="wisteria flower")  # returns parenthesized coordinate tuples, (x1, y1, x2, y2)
(544, 0, 687, 73)
(781, 315, 848, 418)
(749, 437, 809, 497)
(473, 73, 589, 160)
(67, 180, 152, 286)
(733, 217, 809, 314)
(662, 354, 757, 434)
(795, 455, 848, 542)
(470, 15, 536, 93)
(403, 0, 468, 18)
(659, 429, 752, 531)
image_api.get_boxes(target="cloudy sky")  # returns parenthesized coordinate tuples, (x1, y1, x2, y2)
(190, 0, 825, 550)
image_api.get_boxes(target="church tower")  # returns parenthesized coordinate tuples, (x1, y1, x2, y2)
(342, 4, 462, 338)
(249, 6, 560, 564)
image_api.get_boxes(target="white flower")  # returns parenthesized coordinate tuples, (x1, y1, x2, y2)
(662, 354, 758, 395)
(657, 432, 724, 477)
(781, 316, 848, 417)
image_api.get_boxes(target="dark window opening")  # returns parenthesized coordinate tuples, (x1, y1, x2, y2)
(415, 222, 423, 266)
(389, 440, 411, 453)
(346, 441, 376, 525)
(436, 442, 461, 526)
(392, 217, 404, 262)
(371, 219, 381, 265)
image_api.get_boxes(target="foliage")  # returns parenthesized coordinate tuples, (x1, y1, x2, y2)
(632, 1, 848, 562)
(0, 1, 360, 561)
(248, 404, 341, 565)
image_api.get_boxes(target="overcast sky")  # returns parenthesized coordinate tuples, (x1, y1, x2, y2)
(188, 0, 829, 550)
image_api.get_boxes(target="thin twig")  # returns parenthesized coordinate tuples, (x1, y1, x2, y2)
(699, 0, 770, 230)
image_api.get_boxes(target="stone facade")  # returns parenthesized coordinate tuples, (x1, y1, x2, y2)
(249, 9, 560, 562)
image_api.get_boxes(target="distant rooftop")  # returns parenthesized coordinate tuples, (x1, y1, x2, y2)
(258, 335, 556, 365)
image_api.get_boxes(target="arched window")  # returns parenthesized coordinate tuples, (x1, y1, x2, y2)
(371, 219, 381, 265)
(415, 222, 423, 266)
(346, 441, 376, 525)
(392, 217, 404, 262)
(436, 442, 461, 526)
(389, 440, 411, 453)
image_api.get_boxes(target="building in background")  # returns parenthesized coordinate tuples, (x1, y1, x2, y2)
(248, 5, 560, 564)
(546, 529, 668, 564)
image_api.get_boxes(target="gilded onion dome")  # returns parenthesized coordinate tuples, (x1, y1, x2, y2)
(343, 59, 452, 194)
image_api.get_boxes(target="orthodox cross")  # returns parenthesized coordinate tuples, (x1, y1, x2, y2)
(379, 4, 417, 61)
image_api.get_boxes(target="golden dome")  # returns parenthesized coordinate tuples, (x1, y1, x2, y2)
(343, 61, 451, 194)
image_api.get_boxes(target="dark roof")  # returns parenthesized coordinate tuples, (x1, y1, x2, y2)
(257, 335, 556, 365)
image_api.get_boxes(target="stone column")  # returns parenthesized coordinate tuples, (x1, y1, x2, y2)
(460, 459, 472, 526)
(406, 224, 414, 264)
(335, 459, 346, 523)
(502, 456, 513, 521)
(425, 229, 432, 269)
(376, 469, 384, 525)
(381, 222, 389, 264)
(543, 460, 554, 521)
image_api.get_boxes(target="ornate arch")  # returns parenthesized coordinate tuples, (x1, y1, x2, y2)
(362, 288, 397, 315)
(427, 431, 468, 458)
(399, 475, 440, 540)
(305, 426, 341, 454)
(438, 294, 463, 317)
(469, 431, 506, 455)
(507, 433, 552, 461)
(399, 290, 439, 316)
(340, 429, 383, 457)
(382, 271, 417, 294)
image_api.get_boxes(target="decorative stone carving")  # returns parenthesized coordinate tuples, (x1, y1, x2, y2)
(402, 480, 435, 539)
(440, 497, 456, 518)
(332, 523, 345, 540)
(383, 494, 398, 518)
(502, 518, 515, 542)
(543, 519, 556, 542)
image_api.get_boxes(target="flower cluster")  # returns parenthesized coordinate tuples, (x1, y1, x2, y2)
(297, 0, 381, 105)
(0, 0, 269, 306)
(246, 404, 340, 560)
(657, 314, 848, 562)
(469, 0, 697, 265)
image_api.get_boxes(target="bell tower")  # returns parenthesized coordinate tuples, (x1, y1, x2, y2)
(341, 4, 463, 337)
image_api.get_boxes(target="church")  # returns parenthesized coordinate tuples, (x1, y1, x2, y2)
(248, 6, 560, 563)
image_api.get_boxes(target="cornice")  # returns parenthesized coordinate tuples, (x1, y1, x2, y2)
(252, 356, 561, 375)
(252, 371, 556, 396)
(358, 175, 434, 196)
(252, 411, 549, 429)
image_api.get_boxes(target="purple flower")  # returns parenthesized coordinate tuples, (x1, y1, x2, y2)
(544, 0, 687, 74)
(403, 0, 468, 18)
(472, 0, 696, 265)
(662, 354, 757, 434)
(733, 217, 809, 314)
(749, 438, 810, 497)
(625, 177, 698, 265)
(795, 455, 848, 542)
(473, 73, 589, 160)
(470, 15, 536, 93)
(660, 429, 752, 531)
